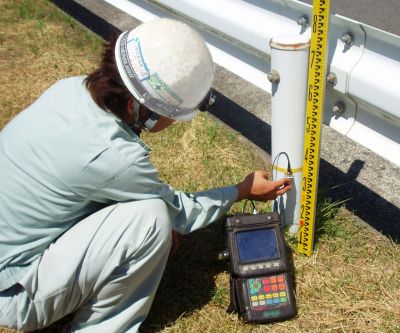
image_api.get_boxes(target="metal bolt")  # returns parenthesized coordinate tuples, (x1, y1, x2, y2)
(297, 15, 309, 28)
(267, 70, 280, 84)
(326, 72, 337, 85)
(340, 32, 354, 45)
(332, 101, 345, 114)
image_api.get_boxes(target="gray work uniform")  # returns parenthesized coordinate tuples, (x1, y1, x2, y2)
(0, 77, 238, 332)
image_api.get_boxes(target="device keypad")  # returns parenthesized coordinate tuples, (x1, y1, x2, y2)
(248, 274, 289, 308)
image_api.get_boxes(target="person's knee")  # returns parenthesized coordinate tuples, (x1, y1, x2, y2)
(118, 199, 172, 256)
(139, 199, 172, 249)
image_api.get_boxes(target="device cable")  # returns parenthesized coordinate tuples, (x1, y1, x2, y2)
(271, 151, 293, 226)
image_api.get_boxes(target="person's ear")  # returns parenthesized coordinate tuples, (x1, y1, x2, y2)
(127, 96, 133, 113)
(127, 96, 133, 116)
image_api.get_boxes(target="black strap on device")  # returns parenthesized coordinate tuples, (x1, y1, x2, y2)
(224, 212, 297, 323)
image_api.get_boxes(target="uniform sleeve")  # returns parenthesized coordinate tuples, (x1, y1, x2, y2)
(90, 154, 238, 234)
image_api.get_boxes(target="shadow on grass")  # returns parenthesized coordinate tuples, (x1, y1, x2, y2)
(141, 220, 228, 332)
(312, 186, 351, 244)
(284, 186, 351, 253)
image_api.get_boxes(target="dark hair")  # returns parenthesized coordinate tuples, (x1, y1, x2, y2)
(85, 32, 131, 120)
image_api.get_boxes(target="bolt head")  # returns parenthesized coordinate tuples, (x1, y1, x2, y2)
(297, 16, 309, 27)
(332, 101, 345, 114)
(326, 72, 337, 85)
(340, 32, 354, 45)
(267, 70, 280, 84)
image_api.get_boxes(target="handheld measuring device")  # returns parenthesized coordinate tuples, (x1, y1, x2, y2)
(225, 213, 297, 323)
(298, 0, 332, 256)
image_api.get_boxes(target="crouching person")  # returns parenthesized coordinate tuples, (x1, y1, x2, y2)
(0, 19, 291, 332)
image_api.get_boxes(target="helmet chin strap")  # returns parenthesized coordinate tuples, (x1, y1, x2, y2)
(143, 112, 160, 131)
(131, 98, 160, 133)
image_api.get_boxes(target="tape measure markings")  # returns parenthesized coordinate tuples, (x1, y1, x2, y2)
(297, 0, 332, 256)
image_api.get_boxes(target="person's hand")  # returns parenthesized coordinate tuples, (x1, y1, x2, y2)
(235, 170, 292, 202)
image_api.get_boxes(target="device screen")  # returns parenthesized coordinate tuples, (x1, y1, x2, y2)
(236, 228, 280, 264)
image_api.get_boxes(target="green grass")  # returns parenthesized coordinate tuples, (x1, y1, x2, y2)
(1, 1, 400, 333)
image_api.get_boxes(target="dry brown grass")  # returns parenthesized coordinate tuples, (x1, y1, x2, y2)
(0, 0, 102, 128)
(1, 1, 399, 333)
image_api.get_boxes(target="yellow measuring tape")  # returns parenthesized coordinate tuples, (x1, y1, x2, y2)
(297, 0, 332, 256)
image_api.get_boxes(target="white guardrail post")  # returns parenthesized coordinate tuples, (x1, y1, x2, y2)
(104, 0, 400, 167)
(269, 34, 310, 232)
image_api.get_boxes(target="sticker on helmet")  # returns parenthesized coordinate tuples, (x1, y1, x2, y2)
(145, 73, 183, 104)
(126, 37, 182, 106)
(127, 37, 150, 81)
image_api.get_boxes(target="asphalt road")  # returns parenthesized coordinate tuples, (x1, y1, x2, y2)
(300, 0, 400, 36)
(51, 0, 400, 241)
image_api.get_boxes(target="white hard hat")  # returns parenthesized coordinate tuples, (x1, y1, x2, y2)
(115, 18, 215, 121)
